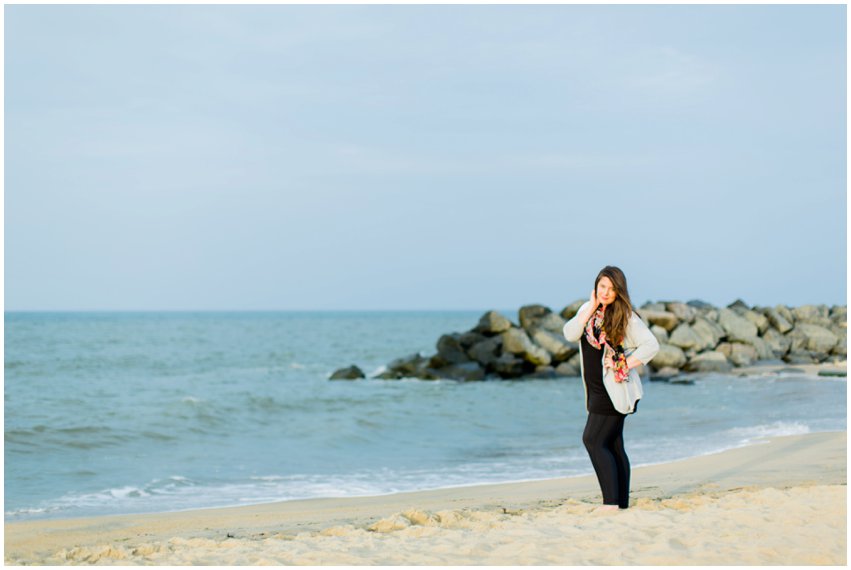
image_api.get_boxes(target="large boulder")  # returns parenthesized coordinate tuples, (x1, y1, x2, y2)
(831, 329, 847, 357)
(684, 351, 733, 373)
(650, 343, 687, 369)
(830, 306, 847, 326)
(519, 304, 552, 333)
(330, 365, 365, 380)
(475, 311, 513, 335)
(530, 328, 578, 362)
(717, 342, 757, 367)
(491, 353, 528, 378)
(763, 307, 793, 334)
(555, 361, 580, 377)
(746, 336, 775, 360)
(434, 361, 485, 381)
(763, 328, 791, 357)
(467, 337, 502, 367)
(793, 305, 831, 326)
(642, 309, 679, 332)
(376, 353, 427, 379)
(686, 299, 714, 309)
(431, 333, 471, 367)
(691, 316, 725, 349)
(774, 305, 795, 325)
(740, 310, 770, 335)
(501, 328, 551, 366)
(718, 308, 758, 342)
(650, 324, 669, 345)
(666, 302, 698, 323)
(458, 331, 487, 349)
(668, 323, 705, 351)
(783, 351, 818, 364)
(792, 323, 840, 354)
(560, 299, 586, 321)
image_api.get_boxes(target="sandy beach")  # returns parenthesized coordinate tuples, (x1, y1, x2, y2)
(5, 429, 845, 565)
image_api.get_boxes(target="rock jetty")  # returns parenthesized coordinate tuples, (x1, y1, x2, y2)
(330, 299, 847, 381)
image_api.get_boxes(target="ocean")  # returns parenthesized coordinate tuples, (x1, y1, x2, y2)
(4, 311, 846, 521)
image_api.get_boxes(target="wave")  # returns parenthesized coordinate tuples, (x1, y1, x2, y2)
(723, 421, 811, 443)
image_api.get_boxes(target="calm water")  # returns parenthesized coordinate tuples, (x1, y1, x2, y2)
(5, 311, 847, 521)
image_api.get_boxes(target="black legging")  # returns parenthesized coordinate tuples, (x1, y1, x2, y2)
(582, 413, 630, 508)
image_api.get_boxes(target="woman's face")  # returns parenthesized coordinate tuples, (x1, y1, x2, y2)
(596, 276, 617, 306)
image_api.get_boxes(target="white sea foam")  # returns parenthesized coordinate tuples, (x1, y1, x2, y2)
(724, 421, 811, 443)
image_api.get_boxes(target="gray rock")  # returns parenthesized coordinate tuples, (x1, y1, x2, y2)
(435, 361, 485, 381)
(763, 328, 791, 357)
(538, 312, 568, 333)
(784, 327, 809, 353)
(501, 328, 551, 366)
(691, 316, 724, 349)
(746, 336, 775, 360)
(684, 351, 733, 373)
(740, 310, 769, 335)
(718, 308, 758, 342)
(458, 331, 487, 349)
(650, 343, 687, 369)
(437, 333, 472, 365)
(528, 365, 559, 379)
(686, 299, 714, 309)
(727, 299, 750, 311)
(475, 311, 513, 335)
(650, 366, 681, 381)
(666, 302, 698, 323)
(467, 337, 502, 367)
(641, 302, 667, 312)
(641, 309, 679, 332)
(793, 304, 830, 324)
(729, 343, 758, 366)
(763, 307, 793, 334)
(555, 361, 581, 377)
(330, 365, 365, 380)
(492, 353, 528, 378)
(530, 328, 577, 362)
(830, 305, 847, 326)
(560, 299, 587, 321)
(378, 353, 427, 379)
(668, 323, 705, 351)
(792, 323, 840, 354)
(519, 304, 552, 333)
(650, 324, 669, 345)
(700, 307, 720, 322)
(775, 305, 795, 325)
(831, 329, 846, 357)
(783, 351, 818, 364)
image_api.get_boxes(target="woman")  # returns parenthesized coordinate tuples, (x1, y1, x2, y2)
(563, 266, 659, 511)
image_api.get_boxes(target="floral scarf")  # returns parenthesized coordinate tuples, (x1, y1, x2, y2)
(584, 304, 630, 383)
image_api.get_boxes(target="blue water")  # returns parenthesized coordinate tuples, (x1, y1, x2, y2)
(5, 311, 847, 521)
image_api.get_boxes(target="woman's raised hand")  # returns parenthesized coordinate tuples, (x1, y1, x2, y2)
(589, 290, 598, 309)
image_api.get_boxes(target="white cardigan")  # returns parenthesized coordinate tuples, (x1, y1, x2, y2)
(563, 301, 660, 414)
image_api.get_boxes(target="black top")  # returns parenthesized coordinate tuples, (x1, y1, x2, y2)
(580, 332, 625, 416)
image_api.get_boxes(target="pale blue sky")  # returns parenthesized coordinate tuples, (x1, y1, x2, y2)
(5, 4, 846, 311)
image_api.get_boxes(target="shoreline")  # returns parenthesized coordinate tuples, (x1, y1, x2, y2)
(6, 430, 846, 565)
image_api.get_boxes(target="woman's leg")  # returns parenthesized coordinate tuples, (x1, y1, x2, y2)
(582, 413, 622, 506)
(610, 417, 630, 508)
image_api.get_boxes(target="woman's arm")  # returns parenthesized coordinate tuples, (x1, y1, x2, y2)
(625, 312, 660, 368)
(563, 301, 595, 341)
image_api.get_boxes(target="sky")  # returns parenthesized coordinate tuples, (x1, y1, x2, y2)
(4, 4, 847, 311)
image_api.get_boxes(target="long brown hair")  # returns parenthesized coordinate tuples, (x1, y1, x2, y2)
(595, 265, 634, 346)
